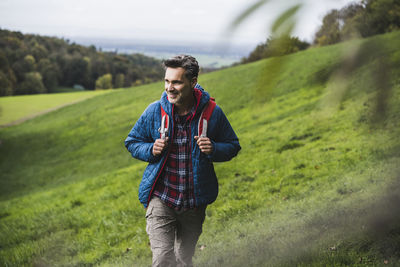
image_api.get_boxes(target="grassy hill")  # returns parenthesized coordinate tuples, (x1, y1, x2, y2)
(1, 31, 400, 266)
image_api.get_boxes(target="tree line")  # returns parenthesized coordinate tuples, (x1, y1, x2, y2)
(314, 0, 400, 45)
(0, 29, 164, 96)
(241, 0, 400, 64)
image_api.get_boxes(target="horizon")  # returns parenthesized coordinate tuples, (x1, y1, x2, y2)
(0, 27, 254, 67)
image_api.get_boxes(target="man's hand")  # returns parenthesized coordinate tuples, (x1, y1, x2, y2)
(194, 136, 213, 155)
(152, 137, 169, 156)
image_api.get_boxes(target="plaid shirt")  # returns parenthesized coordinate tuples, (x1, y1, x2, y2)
(153, 107, 196, 210)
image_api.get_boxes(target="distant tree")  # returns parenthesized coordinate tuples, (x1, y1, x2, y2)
(63, 55, 90, 88)
(0, 68, 17, 95)
(7, 68, 17, 93)
(314, 3, 366, 46)
(31, 43, 48, 61)
(0, 70, 13, 96)
(0, 29, 164, 95)
(11, 55, 36, 81)
(242, 35, 309, 63)
(361, 0, 400, 36)
(17, 72, 46, 94)
(126, 68, 141, 86)
(264, 35, 309, 57)
(2, 36, 23, 50)
(82, 56, 92, 89)
(114, 73, 125, 88)
(24, 55, 36, 71)
(95, 73, 113, 89)
(339, 3, 366, 39)
(242, 43, 268, 63)
(0, 51, 9, 71)
(314, 0, 400, 46)
(314, 10, 342, 46)
(37, 58, 60, 92)
(90, 56, 110, 88)
(67, 43, 86, 55)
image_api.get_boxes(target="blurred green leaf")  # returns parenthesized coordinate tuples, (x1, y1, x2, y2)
(229, 0, 270, 30)
(271, 4, 302, 35)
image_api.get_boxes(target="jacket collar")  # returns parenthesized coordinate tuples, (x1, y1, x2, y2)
(160, 83, 211, 118)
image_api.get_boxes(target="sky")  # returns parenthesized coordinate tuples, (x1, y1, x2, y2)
(0, 0, 358, 47)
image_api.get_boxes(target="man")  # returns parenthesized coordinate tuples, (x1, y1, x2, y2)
(125, 55, 241, 267)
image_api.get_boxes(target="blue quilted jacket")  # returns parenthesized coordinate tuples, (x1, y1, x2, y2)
(125, 84, 241, 208)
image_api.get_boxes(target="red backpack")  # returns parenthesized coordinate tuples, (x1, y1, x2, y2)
(159, 98, 216, 139)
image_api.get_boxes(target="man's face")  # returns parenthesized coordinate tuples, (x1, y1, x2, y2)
(164, 67, 196, 107)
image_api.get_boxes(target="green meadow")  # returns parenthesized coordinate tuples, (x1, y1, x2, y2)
(1, 31, 400, 266)
(0, 90, 112, 126)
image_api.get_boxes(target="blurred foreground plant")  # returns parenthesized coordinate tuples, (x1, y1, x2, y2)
(220, 1, 400, 265)
(229, 0, 396, 123)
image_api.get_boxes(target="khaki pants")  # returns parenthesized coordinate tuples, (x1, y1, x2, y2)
(145, 197, 206, 267)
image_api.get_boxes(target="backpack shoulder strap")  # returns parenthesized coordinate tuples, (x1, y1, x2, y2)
(198, 98, 216, 138)
(159, 105, 169, 139)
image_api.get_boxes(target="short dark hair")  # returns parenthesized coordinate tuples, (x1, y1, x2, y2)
(163, 55, 199, 80)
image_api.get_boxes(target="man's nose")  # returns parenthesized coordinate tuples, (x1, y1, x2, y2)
(166, 83, 174, 91)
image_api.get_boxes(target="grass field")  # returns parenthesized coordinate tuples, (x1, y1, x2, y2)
(0, 90, 113, 126)
(0, 31, 400, 266)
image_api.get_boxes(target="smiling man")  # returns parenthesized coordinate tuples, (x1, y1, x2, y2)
(125, 55, 241, 267)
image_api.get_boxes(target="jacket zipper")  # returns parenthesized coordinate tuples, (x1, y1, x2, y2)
(189, 94, 202, 207)
(147, 104, 174, 207)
